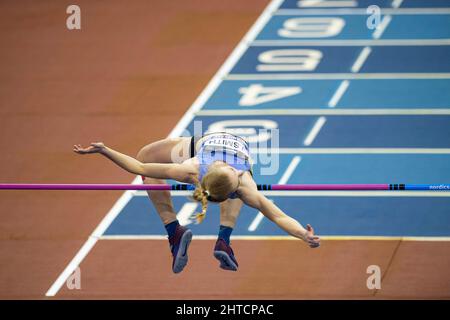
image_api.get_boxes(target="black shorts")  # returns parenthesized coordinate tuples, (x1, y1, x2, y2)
(190, 136, 200, 158)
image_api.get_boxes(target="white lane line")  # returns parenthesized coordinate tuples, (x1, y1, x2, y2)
(176, 202, 198, 226)
(298, 0, 357, 7)
(373, 15, 392, 39)
(166, 1, 283, 136)
(248, 156, 301, 232)
(45, 0, 285, 298)
(253, 148, 450, 154)
(275, 8, 450, 15)
(46, 237, 97, 297)
(45, 183, 135, 297)
(251, 39, 450, 46)
(303, 117, 326, 146)
(134, 190, 450, 198)
(226, 73, 450, 80)
(328, 80, 350, 108)
(248, 210, 266, 232)
(99, 235, 450, 242)
(351, 47, 372, 73)
(197, 108, 450, 116)
(242, 191, 450, 198)
(392, 0, 404, 9)
(279, 156, 302, 184)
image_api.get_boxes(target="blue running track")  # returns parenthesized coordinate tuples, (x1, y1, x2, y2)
(104, 0, 450, 239)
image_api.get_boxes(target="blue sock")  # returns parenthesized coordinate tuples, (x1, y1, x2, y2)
(218, 225, 233, 245)
(165, 220, 179, 238)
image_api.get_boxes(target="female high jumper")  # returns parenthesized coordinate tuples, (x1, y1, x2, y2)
(74, 132, 320, 273)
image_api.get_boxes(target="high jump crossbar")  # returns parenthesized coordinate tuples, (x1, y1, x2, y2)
(0, 183, 449, 191)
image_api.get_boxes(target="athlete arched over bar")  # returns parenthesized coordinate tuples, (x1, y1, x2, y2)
(74, 132, 320, 273)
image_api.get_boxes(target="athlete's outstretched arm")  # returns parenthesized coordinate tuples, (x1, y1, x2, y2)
(73, 142, 196, 183)
(239, 176, 320, 248)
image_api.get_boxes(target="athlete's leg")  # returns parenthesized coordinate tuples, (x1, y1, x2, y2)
(136, 137, 192, 273)
(220, 198, 243, 229)
(136, 137, 191, 225)
(214, 198, 243, 271)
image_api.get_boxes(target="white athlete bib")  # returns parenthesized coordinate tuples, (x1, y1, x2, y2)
(198, 133, 250, 159)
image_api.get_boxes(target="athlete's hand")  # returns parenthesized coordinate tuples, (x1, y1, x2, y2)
(73, 142, 105, 154)
(304, 224, 320, 248)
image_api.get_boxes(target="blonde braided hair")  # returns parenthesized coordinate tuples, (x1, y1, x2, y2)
(192, 184, 209, 224)
(192, 165, 236, 223)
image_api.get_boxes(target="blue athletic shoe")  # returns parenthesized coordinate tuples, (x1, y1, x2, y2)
(214, 238, 238, 271)
(169, 225, 192, 273)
